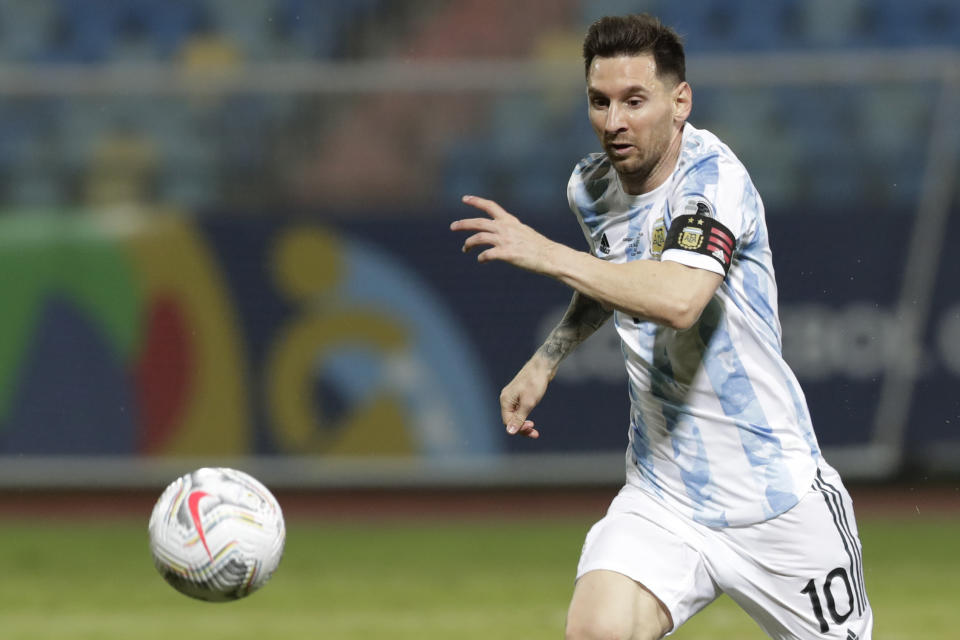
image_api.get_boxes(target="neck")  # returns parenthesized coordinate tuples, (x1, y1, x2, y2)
(620, 124, 685, 195)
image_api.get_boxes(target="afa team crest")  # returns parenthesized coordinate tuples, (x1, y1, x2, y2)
(678, 224, 705, 250)
(651, 219, 666, 256)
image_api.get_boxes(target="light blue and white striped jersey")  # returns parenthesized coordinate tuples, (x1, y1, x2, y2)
(567, 123, 821, 527)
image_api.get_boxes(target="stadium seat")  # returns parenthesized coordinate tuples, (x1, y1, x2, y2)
(136, 0, 202, 59)
(656, 0, 795, 51)
(797, 0, 878, 49)
(873, 0, 960, 47)
(49, 0, 126, 63)
(0, 0, 59, 61)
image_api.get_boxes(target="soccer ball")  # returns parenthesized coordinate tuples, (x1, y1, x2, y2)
(148, 467, 285, 602)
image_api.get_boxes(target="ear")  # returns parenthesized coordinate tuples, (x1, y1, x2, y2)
(673, 81, 692, 122)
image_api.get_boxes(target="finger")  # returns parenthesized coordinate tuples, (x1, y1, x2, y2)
(505, 406, 533, 432)
(506, 420, 539, 439)
(450, 217, 497, 233)
(504, 411, 524, 434)
(501, 394, 535, 430)
(461, 194, 510, 220)
(476, 247, 500, 263)
(517, 420, 540, 439)
(462, 232, 497, 253)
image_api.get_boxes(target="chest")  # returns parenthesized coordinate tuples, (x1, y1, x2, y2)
(586, 200, 671, 263)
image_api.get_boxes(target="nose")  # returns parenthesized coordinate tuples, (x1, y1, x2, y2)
(605, 103, 627, 135)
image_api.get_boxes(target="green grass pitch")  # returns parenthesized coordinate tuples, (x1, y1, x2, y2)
(0, 513, 955, 638)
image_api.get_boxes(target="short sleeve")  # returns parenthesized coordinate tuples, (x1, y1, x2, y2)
(661, 151, 755, 277)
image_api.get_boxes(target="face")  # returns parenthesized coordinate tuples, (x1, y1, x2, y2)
(587, 54, 690, 192)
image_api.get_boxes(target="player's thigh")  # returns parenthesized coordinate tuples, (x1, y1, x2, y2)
(566, 569, 671, 640)
(575, 486, 720, 633)
(715, 465, 872, 639)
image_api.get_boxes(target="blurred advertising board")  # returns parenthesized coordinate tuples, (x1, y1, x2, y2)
(0, 208, 955, 486)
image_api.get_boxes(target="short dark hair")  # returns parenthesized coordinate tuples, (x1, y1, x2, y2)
(582, 14, 686, 84)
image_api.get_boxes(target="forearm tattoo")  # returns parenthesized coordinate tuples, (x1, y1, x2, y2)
(537, 293, 612, 364)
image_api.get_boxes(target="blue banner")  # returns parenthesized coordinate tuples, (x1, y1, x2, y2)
(0, 209, 955, 477)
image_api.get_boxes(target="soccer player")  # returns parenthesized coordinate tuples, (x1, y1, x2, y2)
(450, 13, 873, 640)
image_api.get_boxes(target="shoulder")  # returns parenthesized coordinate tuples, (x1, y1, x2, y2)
(667, 124, 764, 243)
(569, 152, 612, 187)
(567, 152, 615, 212)
(673, 124, 751, 194)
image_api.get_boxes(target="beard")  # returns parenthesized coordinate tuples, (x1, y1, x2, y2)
(608, 151, 658, 183)
(604, 125, 675, 193)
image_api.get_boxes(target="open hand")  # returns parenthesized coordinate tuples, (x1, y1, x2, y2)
(450, 195, 558, 275)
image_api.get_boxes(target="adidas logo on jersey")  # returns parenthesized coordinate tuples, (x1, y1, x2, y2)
(599, 233, 611, 254)
(846, 630, 859, 640)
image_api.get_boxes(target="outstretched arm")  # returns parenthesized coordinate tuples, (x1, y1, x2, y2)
(500, 291, 612, 438)
(451, 195, 723, 330)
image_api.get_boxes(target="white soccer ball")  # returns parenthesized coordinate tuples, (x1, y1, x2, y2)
(148, 467, 286, 602)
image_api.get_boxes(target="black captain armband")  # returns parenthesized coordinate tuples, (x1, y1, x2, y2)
(664, 214, 736, 275)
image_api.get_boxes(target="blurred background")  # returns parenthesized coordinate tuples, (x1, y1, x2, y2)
(0, 0, 958, 490)
(0, 2, 958, 639)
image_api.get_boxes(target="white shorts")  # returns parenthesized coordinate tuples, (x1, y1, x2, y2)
(577, 462, 873, 639)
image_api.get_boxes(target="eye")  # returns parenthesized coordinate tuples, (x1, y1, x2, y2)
(589, 95, 608, 108)
(627, 97, 645, 108)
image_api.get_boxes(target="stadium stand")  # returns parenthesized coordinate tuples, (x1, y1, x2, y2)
(0, 0, 951, 214)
